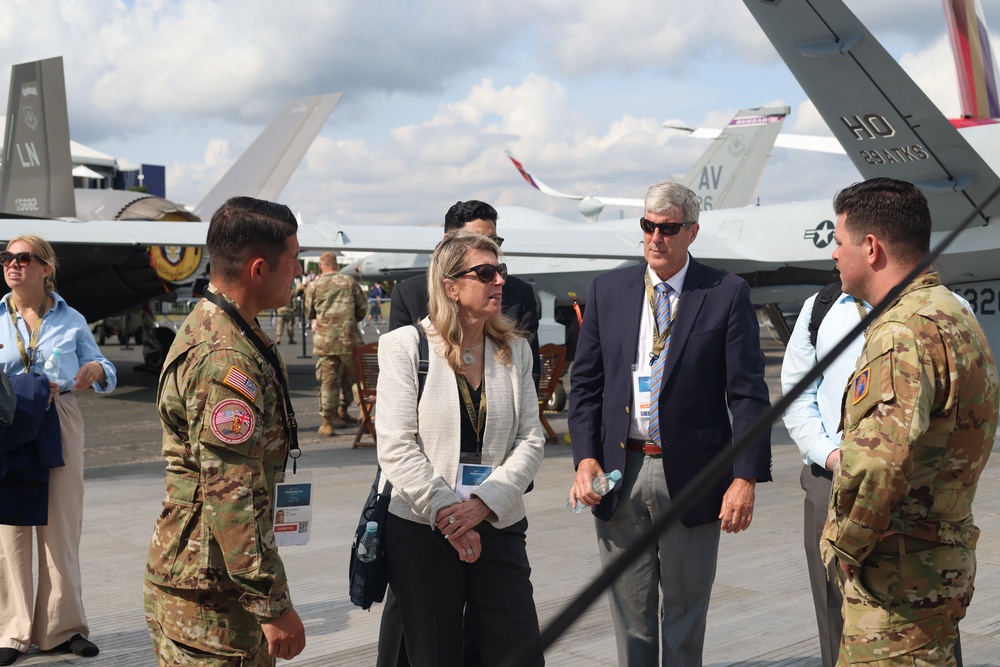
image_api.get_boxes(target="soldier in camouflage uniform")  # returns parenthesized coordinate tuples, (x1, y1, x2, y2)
(274, 282, 299, 345)
(822, 178, 999, 666)
(144, 197, 306, 666)
(303, 251, 366, 436)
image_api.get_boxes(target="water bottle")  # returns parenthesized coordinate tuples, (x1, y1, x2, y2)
(567, 469, 623, 512)
(356, 520, 379, 562)
(42, 347, 62, 385)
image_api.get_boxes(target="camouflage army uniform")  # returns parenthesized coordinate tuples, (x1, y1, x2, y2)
(303, 273, 366, 420)
(821, 273, 999, 666)
(144, 286, 293, 667)
(275, 286, 298, 345)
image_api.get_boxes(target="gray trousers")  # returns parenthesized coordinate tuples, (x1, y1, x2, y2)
(594, 450, 720, 667)
(801, 464, 843, 667)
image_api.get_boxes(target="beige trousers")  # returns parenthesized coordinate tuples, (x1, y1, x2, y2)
(0, 393, 89, 651)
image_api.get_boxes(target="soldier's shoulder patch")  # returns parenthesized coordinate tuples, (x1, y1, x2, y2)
(210, 398, 256, 445)
(852, 367, 871, 405)
(222, 366, 259, 402)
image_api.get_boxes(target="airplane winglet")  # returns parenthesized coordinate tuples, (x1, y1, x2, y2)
(503, 151, 584, 201)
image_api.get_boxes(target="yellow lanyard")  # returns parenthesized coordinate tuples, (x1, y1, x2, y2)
(457, 374, 487, 455)
(8, 295, 48, 372)
(643, 270, 676, 365)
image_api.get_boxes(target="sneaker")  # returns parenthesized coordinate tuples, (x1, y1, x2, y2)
(0, 648, 21, 666)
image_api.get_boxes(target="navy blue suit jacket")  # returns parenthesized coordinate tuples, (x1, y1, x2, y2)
(568, 257, 772, 527)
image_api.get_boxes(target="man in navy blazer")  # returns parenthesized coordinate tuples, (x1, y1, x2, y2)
(568, 180, 771, 666)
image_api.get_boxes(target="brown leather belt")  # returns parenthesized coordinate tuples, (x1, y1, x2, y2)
(626, 439, 661, 456)
(870, 534, 942, 555)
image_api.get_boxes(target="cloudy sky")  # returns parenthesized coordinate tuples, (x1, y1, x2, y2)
(0, 0, 994, 227)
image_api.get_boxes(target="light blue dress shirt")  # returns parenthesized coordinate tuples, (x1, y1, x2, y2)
(780, 292, 867, 468)
(0, 292, 117, 393)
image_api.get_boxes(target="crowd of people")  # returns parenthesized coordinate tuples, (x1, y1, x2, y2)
(0, 177, 996, 667)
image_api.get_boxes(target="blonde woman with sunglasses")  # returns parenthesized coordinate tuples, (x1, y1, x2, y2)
(0, 236, 116, 665)
(375, 231, 545, 667)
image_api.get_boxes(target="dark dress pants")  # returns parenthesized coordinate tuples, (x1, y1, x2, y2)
(383, 513, 543, 667)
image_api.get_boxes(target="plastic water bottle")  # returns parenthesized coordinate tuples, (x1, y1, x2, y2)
(356, 520, 379, 562)
(567, 469, 623, 512)
(42, 347, 62, 385)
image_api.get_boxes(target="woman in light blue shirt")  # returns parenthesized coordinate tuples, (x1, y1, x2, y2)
(0, 235, 116, 666)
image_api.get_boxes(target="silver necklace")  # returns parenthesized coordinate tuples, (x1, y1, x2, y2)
(462, 340, 484, 366)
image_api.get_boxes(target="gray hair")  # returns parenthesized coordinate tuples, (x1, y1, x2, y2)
(644, 180, 700, 223)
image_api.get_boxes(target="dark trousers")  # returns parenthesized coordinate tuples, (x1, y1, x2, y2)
(802, 464, 844, 667)
(376, 591, 482, 667)
(383, 513, 543, 667)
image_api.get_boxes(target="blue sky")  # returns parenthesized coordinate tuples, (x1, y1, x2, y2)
(0, 0, 995, 227)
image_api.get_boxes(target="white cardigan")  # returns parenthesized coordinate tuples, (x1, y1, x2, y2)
(375, 320, 545, 529)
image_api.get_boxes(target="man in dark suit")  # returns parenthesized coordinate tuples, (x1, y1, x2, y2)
(568, 180, 771, 666)
(388, 200, 540, 386)
(377, 199, 540, 667)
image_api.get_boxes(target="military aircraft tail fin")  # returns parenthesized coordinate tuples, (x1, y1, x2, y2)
(945, 0, 1000, 122)
(192, 93, 342, 219)
(678, 106, 789, 211)
(0, 56, 76, 219)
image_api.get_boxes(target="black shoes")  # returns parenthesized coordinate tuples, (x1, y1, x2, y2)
(0, 635, 97, 665)
(56, 634, 99, 657)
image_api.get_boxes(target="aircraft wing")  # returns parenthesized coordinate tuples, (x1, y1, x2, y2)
(744, 0, 1000, 228)
(665, 123, 846, 154)
(192, 93, 343, 220)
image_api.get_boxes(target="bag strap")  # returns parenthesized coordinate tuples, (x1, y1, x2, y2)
(373, 323, 431, 497)
(808, 280, 843, 349)
(413, 322, 429, 400)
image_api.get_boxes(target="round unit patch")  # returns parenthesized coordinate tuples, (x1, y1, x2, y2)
(210, 398, 256, 445)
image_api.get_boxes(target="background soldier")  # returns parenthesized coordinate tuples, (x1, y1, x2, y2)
(274, 281, 300, 345)
(824, 178, 999, 665)
(304, 251, 366, 436)
(143, 196, 307, 666)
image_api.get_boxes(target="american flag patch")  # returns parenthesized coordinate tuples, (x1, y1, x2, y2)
(223, 366, 259, 402)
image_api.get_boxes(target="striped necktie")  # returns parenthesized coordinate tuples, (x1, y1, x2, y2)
(647, 282, 672, 450)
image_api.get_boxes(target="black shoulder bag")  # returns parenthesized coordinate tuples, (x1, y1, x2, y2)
(349, 324, 428, 610)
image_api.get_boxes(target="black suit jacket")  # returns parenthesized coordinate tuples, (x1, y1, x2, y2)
(388, 273, 541, 387)
(568, 257, 772, 527)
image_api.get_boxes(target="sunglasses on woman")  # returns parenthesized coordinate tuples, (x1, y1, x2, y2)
(0, 251, 47, 267)
(448, 263, 508, 283)
(639, 218, 694, 237)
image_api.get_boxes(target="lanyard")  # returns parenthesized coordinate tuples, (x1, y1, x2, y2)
(202, 290, 302, 471)
(643, 271, 676, 365)
(8, 295, 48, 372)
(457, 374, 487, 456)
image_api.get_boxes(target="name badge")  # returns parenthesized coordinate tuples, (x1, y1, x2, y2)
(273, 471, 312, 547)
(456, 463, 493, 500)
(632, 370, 652, 430)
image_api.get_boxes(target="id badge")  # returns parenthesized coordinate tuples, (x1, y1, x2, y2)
(273, 471, 312, 547)
(456, 463, 493, 500)
(632, 369, 652, 432)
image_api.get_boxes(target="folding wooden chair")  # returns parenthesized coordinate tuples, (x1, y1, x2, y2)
(537, 344, 567, 443)
(352, 341, 380, 448)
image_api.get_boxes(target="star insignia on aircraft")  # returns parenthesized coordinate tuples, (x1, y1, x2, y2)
(804, 219, 836, 248)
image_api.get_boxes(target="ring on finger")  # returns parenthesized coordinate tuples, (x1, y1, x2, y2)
(448, 516, 456, 525)
(465, 548, 473, 556)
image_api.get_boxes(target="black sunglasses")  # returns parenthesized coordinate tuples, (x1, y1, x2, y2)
(639, 218, 694, 237)
(448, 263, 508, 283)
(0, 251, 46, 267)
(489, 235, 504, 248)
